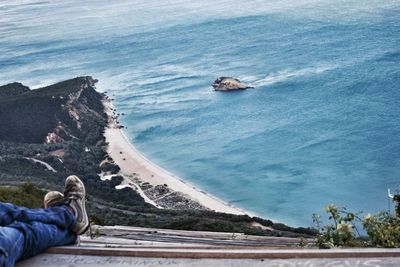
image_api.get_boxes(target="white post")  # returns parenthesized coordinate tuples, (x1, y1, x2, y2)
(388, 189, 393, 214)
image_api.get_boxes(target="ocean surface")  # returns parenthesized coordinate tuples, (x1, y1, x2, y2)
(1, 0, 400, 226)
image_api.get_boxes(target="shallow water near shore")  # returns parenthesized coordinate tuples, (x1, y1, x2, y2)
(1, 0, 400, 226)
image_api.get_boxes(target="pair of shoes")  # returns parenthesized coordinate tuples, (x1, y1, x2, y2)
(44, 175, 89, 235)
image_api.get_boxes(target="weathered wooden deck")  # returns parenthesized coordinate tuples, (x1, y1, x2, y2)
(16, 225, 400, 267)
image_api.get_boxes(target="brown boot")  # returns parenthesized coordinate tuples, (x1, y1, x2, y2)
(44, 191, 64, 208)
(64, 175, 89, 235)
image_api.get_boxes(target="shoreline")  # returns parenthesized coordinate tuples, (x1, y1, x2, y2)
(103, 99, 252, 216)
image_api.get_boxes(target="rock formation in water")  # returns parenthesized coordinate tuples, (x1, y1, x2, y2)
(212, 77, 252, 91)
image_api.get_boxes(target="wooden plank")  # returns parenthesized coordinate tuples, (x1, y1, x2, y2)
(89, 225, 314, 246)
(93, 225, 309, 242)
(18, 253, 400, 267)
(46, 247, 400, 259)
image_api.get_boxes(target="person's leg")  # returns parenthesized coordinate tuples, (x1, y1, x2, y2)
(0, 221, 77, 267)
(0, 202, 77, 266)
(0, 175, 89, 234)
(0, 175, 88, 266)
(0, 202, 75, 231)
(0, 226, 24, 267)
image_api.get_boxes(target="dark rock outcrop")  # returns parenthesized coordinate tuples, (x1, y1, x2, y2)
(212, 77, 252, 91)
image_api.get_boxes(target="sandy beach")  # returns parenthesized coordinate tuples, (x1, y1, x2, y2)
(103, 100, 249, 215)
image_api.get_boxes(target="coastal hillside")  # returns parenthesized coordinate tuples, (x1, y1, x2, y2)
(0, 76, 104, 143)
(0, 77, 315, 238)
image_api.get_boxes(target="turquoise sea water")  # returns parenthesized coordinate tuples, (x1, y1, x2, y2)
(1, 0, 400, 226)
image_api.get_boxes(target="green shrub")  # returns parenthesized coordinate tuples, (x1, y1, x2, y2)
(363, 212, 400, 248)
(314, 204, 400, 248)
(312, 204, 365, 248)
(100, 162, 120, 174)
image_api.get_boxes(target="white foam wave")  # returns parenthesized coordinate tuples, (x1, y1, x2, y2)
(244, 65, 335, 88)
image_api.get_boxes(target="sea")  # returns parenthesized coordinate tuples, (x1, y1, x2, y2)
(1, 0, 399, 226)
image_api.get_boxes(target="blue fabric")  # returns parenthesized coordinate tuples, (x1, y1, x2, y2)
(0, 202, 77, 267)
(0, 227, 25, 267)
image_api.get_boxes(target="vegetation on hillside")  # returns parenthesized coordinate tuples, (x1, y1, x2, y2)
(0, 183, 46, 209)
(0, 82, 30, 98)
